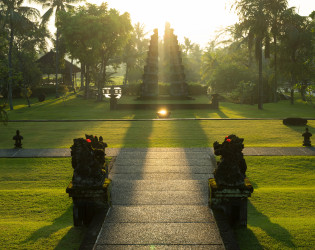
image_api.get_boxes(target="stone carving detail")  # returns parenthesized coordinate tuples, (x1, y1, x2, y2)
(213, 134, 247, 187)
(70, 135, 108, 187)
(141, 29, 159, 97)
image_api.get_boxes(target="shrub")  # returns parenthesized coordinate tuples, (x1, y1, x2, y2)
(187, 83, 207, 95)
(38, 93, 46, 102)
(283, 118, 307, 126)
(31, 85, 56, 97)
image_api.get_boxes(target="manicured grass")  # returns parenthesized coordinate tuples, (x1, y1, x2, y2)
(0, 157, 112, 249)
(1, 120, 314, 149)
(1, 157, 313, 249)
(237, 156, 315, 249)
(0, 158, 84, 249)
(4, 94, 315, 120)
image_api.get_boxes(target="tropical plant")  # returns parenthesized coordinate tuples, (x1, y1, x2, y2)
(0, 0, 42, 110)
(58, 3, 132, 100)
(233, 0, 271, 109)
(40, 0, 83, 98)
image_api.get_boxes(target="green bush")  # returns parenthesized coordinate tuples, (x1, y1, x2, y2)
(31, 85, 56, 97)
(187, 83, 207, 95)
(122, 82, 141, 96)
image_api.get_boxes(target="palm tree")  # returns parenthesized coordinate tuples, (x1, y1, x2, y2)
(40, 0, 83, 98)
(0, 0, 41, 110)
(234, 0, 271, 109)
(266, 0, 288, 102)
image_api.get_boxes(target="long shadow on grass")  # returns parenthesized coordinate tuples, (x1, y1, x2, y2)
(284, 124, 315, 135)
(216, 109, 229, 118)
(246, 201, 295, 248)
(22, 205, 83, 248)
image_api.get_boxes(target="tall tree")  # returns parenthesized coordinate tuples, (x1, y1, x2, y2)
(279, 8, 313, 104)
(266, 0, 288, 102)
(0, 0, 42, 110)
(234, 0, 271, 109)
(58, 3, 132, 100)
(122, 22, 149, 85)
(40, 0, 83, 98)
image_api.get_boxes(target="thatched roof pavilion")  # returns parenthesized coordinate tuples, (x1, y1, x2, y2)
(36, 50, 81, 75)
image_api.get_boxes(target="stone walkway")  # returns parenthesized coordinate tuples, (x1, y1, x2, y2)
(94, 148, 224, 249)
(0, 147, 314, 158)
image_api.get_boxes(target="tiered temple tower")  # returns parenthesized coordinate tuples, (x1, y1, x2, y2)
(140, 29, 159, 98)
(168, 28, 188, 97)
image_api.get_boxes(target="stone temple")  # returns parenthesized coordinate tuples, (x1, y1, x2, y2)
(140, 23, 189, 99)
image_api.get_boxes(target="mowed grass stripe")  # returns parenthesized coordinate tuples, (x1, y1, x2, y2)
(1, 120, 315, 148)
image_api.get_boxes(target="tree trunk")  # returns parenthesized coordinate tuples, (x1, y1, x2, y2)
(258, 39, 263, 110)
(273, 35, 278, 102)
(290, 75, 296, 105)
(24, 83, 31, 107)
(8, 22, 14, 110)
(85, 65, 89, 99)
(80, 62, 85, 90)
(55, 28, 59, 98)
(70, 58, 75, 93)
(300, 83, 306, 101)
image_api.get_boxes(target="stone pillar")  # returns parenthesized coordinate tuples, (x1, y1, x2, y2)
(141, 29, 159, 98)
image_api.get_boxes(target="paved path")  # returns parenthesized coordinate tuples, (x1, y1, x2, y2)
(0, 147, 314, 158)
(94, 148, 224, 249)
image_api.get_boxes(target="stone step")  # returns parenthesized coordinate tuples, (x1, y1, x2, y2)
(111, 190, 208, 205)
(114, 158, 212, 166)
(111, 165, 213, 174)
(111, 180, 209, 191)
(96, 222, 223, 245)
(109, 173, 212, 180)
(115, 152, 213, 160)
(105, 205, 214, 223)
(95, 244, 224, 250)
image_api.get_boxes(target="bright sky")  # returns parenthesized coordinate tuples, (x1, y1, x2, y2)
(30, 0, 315, 49)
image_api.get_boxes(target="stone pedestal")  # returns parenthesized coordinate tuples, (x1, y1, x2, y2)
(110, 95, 118, 110)
(66, 178, 112, 227)
(209, 178, 253, 227)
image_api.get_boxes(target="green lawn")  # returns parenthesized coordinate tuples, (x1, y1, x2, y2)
(0, 158, 84, 249)
(1, 119, 314, 149)
(4, 93, 315, 120)
(0, 157, 314, 249)
(1, 94, 315, 249)
(237, 156, 315, 249)
(1, 93, 315, 149)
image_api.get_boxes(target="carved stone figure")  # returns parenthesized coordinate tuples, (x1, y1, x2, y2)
(13, 130, 23, 148)
(70, 135, 107, 187)
(213, 134, 247, 187)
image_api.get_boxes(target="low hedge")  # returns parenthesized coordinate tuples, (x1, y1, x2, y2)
(283, 118, 308, 126)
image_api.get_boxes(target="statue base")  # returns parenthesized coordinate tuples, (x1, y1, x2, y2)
(66, 178, 112, 227)
(209, 178, 253, 227)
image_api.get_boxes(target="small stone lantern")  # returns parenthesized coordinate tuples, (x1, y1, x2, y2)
(302, 127, 312, 147)
(13, 130, 23, 149)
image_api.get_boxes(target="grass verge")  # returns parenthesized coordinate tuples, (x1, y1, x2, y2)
(1, 120, 314, 149)
(4, 94, 315, 120)
(0, 157, 110, 249)
(236, 156, 315, 249)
